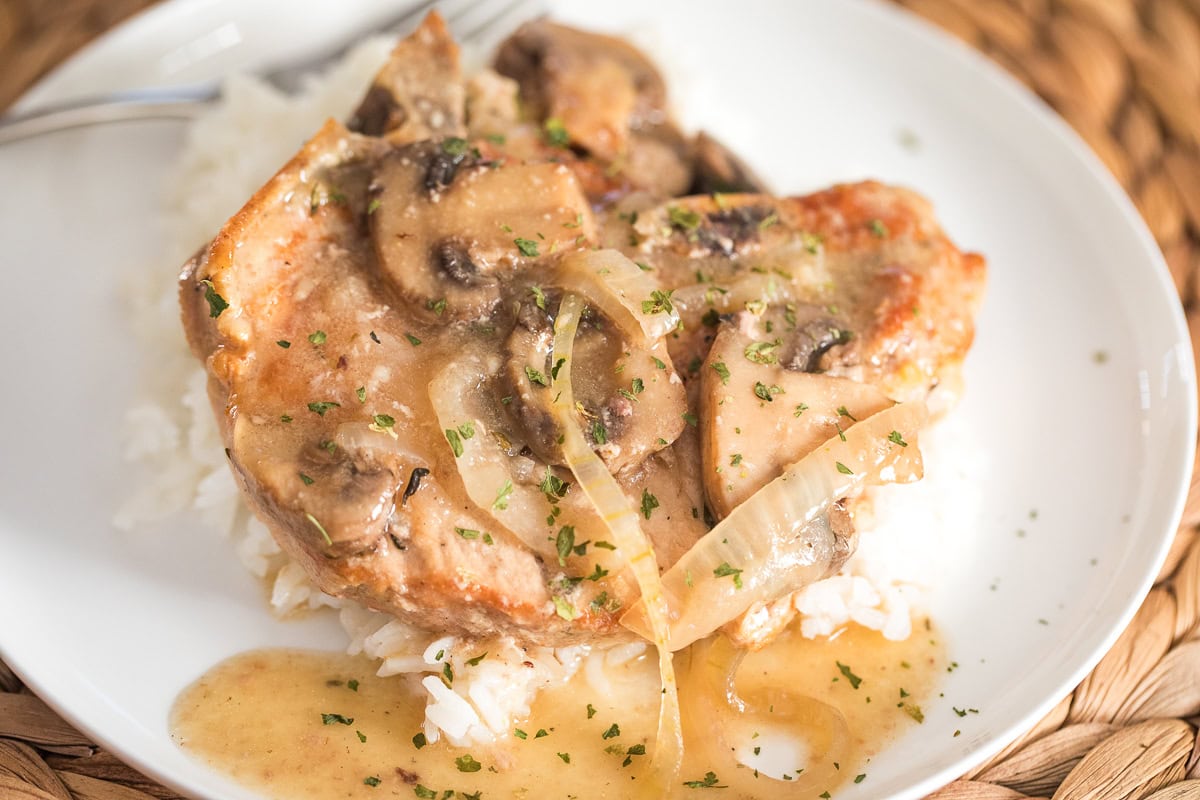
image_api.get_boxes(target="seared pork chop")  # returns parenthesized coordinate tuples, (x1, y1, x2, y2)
(180, 14, 984, 648)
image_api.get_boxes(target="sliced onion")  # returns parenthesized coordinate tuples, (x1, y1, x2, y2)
(428, 354, 560, 562)
(672, 272, 796, 331)
(552, 249, 679, 345)
(550, 292, 683, 790)
(624, 401, 927, 651)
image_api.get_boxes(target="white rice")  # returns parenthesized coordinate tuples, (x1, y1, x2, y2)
(118, 39, 980, 749)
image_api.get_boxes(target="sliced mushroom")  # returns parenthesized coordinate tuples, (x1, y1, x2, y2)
(369, 141, 597, 319)
(348, 11, 465, 142)
(493, 19, 692, 197)
(689, 131, 769, 195)
(501, 295, 686, 473)
(698, 319, 922, 519)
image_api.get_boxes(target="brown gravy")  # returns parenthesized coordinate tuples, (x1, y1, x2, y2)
(171, 622, 942, 799)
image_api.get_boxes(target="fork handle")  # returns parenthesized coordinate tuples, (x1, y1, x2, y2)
(0, 87, 217, 146)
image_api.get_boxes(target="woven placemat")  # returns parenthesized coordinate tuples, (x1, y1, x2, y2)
(2, 1, 1199, 798)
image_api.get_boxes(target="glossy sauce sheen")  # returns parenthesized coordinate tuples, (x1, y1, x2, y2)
(171, 623, 943, 799)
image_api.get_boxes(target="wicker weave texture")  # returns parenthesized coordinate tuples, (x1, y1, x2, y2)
(1, 0, 1199, 798)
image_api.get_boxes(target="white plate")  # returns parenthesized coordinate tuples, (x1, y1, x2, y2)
(0, 1, 1193, 798)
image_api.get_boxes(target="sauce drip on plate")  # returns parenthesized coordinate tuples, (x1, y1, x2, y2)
(171, 622, 943, 798)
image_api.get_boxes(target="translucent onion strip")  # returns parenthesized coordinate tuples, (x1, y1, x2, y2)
(625, 401, 927, 651)
(550, 292, 683, 790)
(553, 249, 680, 345)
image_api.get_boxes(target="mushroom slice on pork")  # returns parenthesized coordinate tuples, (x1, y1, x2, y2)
(369, 140, 597, 320)
(348, 11, 466, 142)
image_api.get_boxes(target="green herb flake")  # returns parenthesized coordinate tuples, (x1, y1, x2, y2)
(753, 381, 782, 402)
(525, 365, 550, 387)
(586, 703, 597, 719)
(531, 285, 547, 310)
(635, 261, 653, 272)
(712, 361, 731, 385)
(355, 386, 366, 403)
(682, 411, 698, 427)
(641, 289, 675, 315)
(870, 218, 889, 237)
(514, 729, 527, 740)
(372, 414, 395, 429)
(556, 525, 576, 565)
(345, 679, 358, 692)
(280, 414, 293, 424)
(601, 723, 620, 740)
(557, 752, 571, 764)
(492, 479, 513, 511)
(356, 730, 367, 742)
(902, 703, 925, 723)
(683, 771, 727, 788)
(414, 785, 437, 799)
(404, 332, 422, 346)
(441, 136, 469, 156)
(553, 595, 578, 620)
(652, 356, 667, 370)
(515, 237, 540, 257)
(743, 339, 781, 365)
(591, 421, 608, 445)
(543, 117, 570, 148)
(444, 428, 464, 458)
(363, 776, 381, 787)
(321, 713, 353, 726)
(594, 541, 616, 551)
(836, 461, 854, 475)
(308, 330, 327, 345)
(793, 403, 810, 417)
(456, 527, 481, 540)
(855, 773, 867, 784)
(836, 405, 858, 421)
(366, 198, 381, 215)
(730, 454, 743, 466)
(307, 401, 340, 417)
(836, 661, 863, 689)
(455, 755, 483, 773)
(466, 652, 488, 667)
(888, 430, 909, 447)
(299, 472, 315, 486)
(668, 206, 702, 231)
(713, 562, 744, 590)
(276, 340, 291, 349)
(200, 279, 228, 318)
(641, 489, 660, 520)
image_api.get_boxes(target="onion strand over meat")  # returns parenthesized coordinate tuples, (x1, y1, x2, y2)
(549, 291, 683, 790)
(624, 401, 927, 651)
(553, 249, 680, 345)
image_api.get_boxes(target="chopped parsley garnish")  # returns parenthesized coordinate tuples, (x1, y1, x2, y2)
(346, 679, 359, 692)
(630, 377, 645, 395)
(543, 117, 569, 148)
(902, 703, 925, 723)
(455, 754, 483, 773)
(442, 137, 469, 156)
(426, 297, 447, 316)
(363, 776, 381, 787)
(356, 386, 366, 403)
(837, 405, 858, 421)
(712, 362, 732, 387)
(682, 411, 698, 427)
(641, 489, 660, 520)
(414, 785, 437, 799)
(552, 357, 567, 380)
(553, 596, 578, 620)
(299, 473, 314, 486)
(794, 403, 810, 417)
(404, 332, 421, 346)
(636, 261, 653, 272)
(889, 430, 909, 447)
(730, 454, 743, 466)
(456, 527, 482, 540)
(594, 541, 617, 551)
(514, 729, 528, 740)
(592, 420, 608, 445)
(444, 428, 464, 457)
(870, 218, 889, 237)
(308, 330, 327, 345)
(683, 771, 726, 789)
(652, 356, 667, 370)
(564, 212, 583, 229)
(466, 652, 488, 667)
(837, 661, 863, 689)
(356, 730, 367, 742)
(366, 198, 381, 215)
(586, 703, 597, 719)
(492, 479, 513, 510)
(855, 773, 867, 784)
(557, 752, 571, 764)
(753, 381, 782, 402)
(321, 713, 353, 725)
(200, 279, 228, 318)
(601, 723, 620, 739)
(280, 414, 293, 424)
(530, 285, 547, 310)
(836, 461, 854, 475)
(713, 562, 744, 589)
(743, 339, 781, 364)
(556, 525, 576, 565)
(369, 330, 381, 344)
(515, 237, 540, 257)
(641, 289, 675, 315)
(457, 421, 475, 439)
(276, 340, 291, 349)
(668, 206, 702, 231)
(372, 414, 395, 429)
(307, 401, 340, 416)
(539, 469, 570, 500)
(525, 365, 550, 387)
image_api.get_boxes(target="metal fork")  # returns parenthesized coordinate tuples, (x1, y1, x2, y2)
(0, 0, 539, 146)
